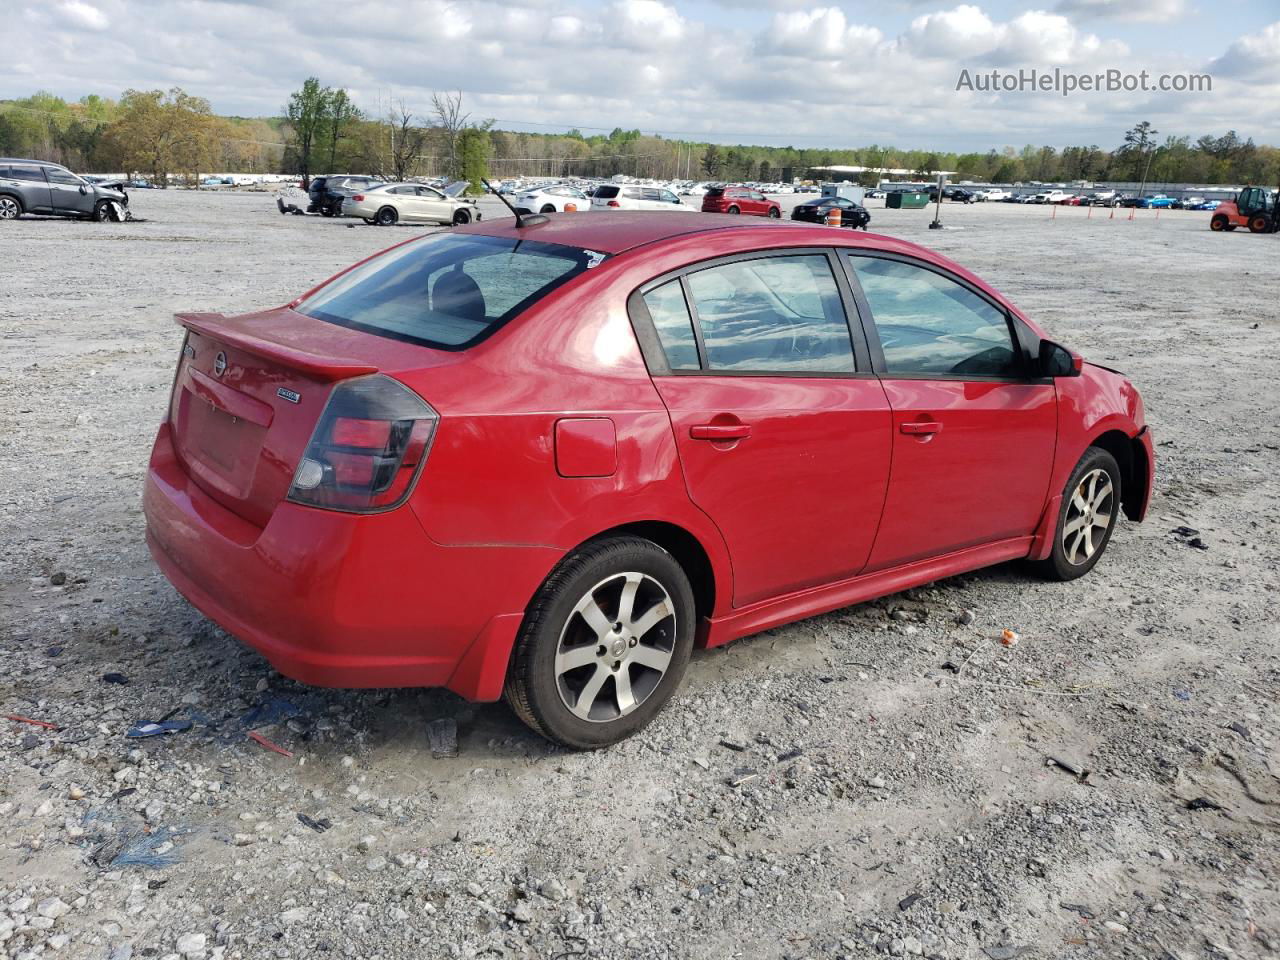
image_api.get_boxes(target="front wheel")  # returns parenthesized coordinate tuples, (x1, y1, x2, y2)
(504, 537, 695, 749)
(1248, 215, 1268, 233)
(767, 207, 780, 218)
(452, 208, 471, 226)
(1034, 448, 1121, 582)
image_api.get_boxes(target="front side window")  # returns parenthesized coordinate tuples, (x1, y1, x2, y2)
(298, 234, 603, 350)
(418, 187, 444, 199)
(848, 256, 1020, 378)
(684, 256, 854, 373)
(44, 167, 82, 185)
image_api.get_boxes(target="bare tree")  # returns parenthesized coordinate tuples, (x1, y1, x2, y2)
(389, 101, 426, 182)
(431, 90, 469, 180)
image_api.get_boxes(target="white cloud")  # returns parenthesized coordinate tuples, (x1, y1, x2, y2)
(55, 0, 109, 31)
(1055, 0, 1188, 23)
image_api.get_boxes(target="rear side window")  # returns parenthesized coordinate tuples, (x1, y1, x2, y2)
(848, 256, 1019, 377)
(705, 187, 725, 197)
(685, 256, 855, 373)
(594, 186, 619, 199)
(298, 233, 605, 350)
(641, 280, 699, 370)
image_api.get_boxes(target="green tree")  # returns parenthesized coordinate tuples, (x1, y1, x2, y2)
(701, 144, 723, 178)
(324, 88, 358, 172)
(458, 126, 490, 194)
(100, 88, 221, 185)
(285, 77, 330, 186)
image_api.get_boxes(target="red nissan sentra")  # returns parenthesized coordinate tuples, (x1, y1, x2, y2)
(143, 212, 1153, 748)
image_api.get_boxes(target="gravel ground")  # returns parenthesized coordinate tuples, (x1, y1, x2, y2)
(1, 190, 1277, 960)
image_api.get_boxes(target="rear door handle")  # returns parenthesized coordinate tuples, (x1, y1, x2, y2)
(900, 420, 942, 435)
(690, 423, 752, 441)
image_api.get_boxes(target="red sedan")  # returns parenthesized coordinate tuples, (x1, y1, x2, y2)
(701, 185, 781, 217)
(144, 213, 1153, 748)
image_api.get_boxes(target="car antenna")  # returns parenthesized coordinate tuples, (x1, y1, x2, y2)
(483, 178, 548, 228)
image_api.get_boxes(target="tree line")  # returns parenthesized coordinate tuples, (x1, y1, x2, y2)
(3, 85, 1277, 190)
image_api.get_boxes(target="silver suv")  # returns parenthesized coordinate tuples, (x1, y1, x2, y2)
(0, 158, 130, 221)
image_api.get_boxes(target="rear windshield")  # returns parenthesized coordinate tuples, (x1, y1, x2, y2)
(297, 233, 606, 350)
(593, 185, 620, 198)
(704, 187, 725, 197)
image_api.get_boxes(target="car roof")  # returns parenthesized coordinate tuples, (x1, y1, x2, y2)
(465, 211, 922, 259)
(0, 158, 59, 167)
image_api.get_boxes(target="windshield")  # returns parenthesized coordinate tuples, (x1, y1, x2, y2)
(297, 233, 606, 350)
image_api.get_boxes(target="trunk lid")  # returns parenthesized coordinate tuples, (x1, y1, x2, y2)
(168, 307, 451, 528)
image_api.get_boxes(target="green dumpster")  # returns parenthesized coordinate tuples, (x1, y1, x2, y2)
(887, 191, 929, 209)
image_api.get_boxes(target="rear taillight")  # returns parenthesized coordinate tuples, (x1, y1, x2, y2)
(352, 194, 365, 202)
(607, 200, 620, 207)
(287, 375, 437, 514)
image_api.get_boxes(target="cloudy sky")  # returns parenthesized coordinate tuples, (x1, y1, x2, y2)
(7, 0, 1279, 151)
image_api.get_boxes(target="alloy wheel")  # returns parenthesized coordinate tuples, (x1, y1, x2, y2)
(555, 572, 676, 723)
(1062, 468, 1114, 566)
(0, 197, 18, 219)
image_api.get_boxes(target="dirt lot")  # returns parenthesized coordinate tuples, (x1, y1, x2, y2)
(1, 190, 1277, 960)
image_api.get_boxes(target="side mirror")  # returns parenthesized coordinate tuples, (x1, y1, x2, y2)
(1039, 339, 1083, 377)
(79, 185, 88, 194)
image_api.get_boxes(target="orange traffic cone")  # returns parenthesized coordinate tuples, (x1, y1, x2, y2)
(825, 207, 842, 228)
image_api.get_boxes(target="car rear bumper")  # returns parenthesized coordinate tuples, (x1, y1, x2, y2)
(143, 422, 559, 699)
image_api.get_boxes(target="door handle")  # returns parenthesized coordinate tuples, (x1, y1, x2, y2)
(690, 423, 751, 441)
(900, 420, 942, 435)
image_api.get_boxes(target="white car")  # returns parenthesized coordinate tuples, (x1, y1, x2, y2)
(1032, 190, 1069, 204)
(981, 188, 1009, 201)
(341, 181, 479, 226)
(515, 184, 589, 214)
(591, 184, 689, 211)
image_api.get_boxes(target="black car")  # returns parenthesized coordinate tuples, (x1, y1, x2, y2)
(927, 186, 978, 204)
(790, 196, 871, 230)
(308, 175, 384, 217)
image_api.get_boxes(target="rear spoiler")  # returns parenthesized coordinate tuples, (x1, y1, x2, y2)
(175, 312, 378, 381)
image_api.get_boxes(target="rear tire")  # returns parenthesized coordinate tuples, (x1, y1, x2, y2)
(1209, 214, 1228, 231)
(375, 206, 397, 226)
(1034, 448, 1122, 582)
(362, 217, 376, 225)
(726, 205, 740, 215)
(540, 204, 556, 214)
(0, 195, 22, 219)
(504, 536, 695, 749)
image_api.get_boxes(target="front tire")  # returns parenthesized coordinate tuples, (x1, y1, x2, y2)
(1248, 215, 1268, 233)
(374, 206, 398, 226)
(0, 195, 23, 219)
(767, 207, 780, 218)
(452, 208, 471, 226)
(504, 537, 695, 749)
(1034, 448, 1121, 582)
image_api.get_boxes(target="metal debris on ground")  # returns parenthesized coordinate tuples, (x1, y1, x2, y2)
(297, 813, 332, 833)
(426, 717, 459, 757)
(6, 714, 59, 730)
(1185, 796, 1224, 811)
(126, 717, 193, 738)
(247, 731, 294, 757)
